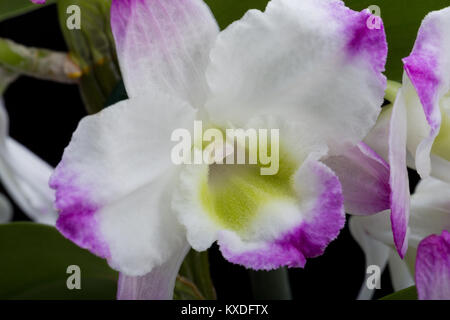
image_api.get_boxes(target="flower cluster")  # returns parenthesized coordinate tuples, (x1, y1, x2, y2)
(7, 0, 447, 300)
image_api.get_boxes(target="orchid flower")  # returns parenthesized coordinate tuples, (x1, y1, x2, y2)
(30, 0, 46, 4)
(325, 6, 450, 260)
(0, 99, 57, 225)
(350, 177, 450, 300)
(377, 7, 450, 255)
(50, 0, 387, 299)
(398, 7, 450, 182)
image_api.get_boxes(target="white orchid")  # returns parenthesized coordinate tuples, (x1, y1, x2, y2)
(50, 0, 388, 299)
(350, 177, 450, 300)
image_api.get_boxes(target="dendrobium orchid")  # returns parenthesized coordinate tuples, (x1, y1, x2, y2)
(50, 0, 387, 299)
(350, 177, 450, 300)
(339, 6, 450, 261)
(390, 7, 450, 184)
(0, 99, 57, 225)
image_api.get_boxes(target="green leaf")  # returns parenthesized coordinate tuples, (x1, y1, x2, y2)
(380, 286, 418, 300)
(0, 222, 118, 299)
(0, 0, 56, 22)
(344, 0, 450, 81)
(57, 0, 121, 114)
(174, 250, 216, 300)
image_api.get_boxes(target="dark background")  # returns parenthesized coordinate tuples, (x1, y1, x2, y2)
(0, 5, 421, 300)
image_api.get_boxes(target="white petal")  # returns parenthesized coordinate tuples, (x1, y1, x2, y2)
(117, 242, 190, 300)
(402, 7, 450, 178)
(111, 0, 219, 107)
(50, 92, 197, 275)
(364, 105, 392, 163)
(429, 154, 450, 183)
(205, 0, 387, 155)
(388, 250, 414, 292)
(409, 177, 450, 248)
(389, 86, 411, 257)
(349, 214, 391, 300)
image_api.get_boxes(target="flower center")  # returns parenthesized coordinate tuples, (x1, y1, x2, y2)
(199, 143, 299, 234)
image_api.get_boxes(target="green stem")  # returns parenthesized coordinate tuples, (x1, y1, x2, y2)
(0, 38, 81, 84)
(249, 268, 292, 300)
(0, 66, 18, 94)
(57, 0, 121, 114)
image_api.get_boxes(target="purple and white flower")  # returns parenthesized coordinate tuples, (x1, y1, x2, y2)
(350, 177, 450, 300)
(50, 0, 387, 299)
(328, 6, 450, 260)
(389, 6, 450, 203)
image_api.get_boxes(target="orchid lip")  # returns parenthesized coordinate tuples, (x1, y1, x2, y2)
(198, 144, 299, 234)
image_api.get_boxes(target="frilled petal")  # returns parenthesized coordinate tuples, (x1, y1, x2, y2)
(389, 87, 411, 258)
(110, 0, 219, 107)
(174, 149, 345, 270)
(205, 0, 386, 155)
(117, 243, 190, 299)
(323, 142, 390, 215)
(402, 7, 450, 178)
(0, 193, 12, 223)
(349, 214, 391, 300)
(416, 230, 450, 300)
(50, 92, 197, 276)
(0, 100, 57, 225)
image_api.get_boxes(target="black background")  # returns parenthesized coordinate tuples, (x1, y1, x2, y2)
(0, 5, 421, 300)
